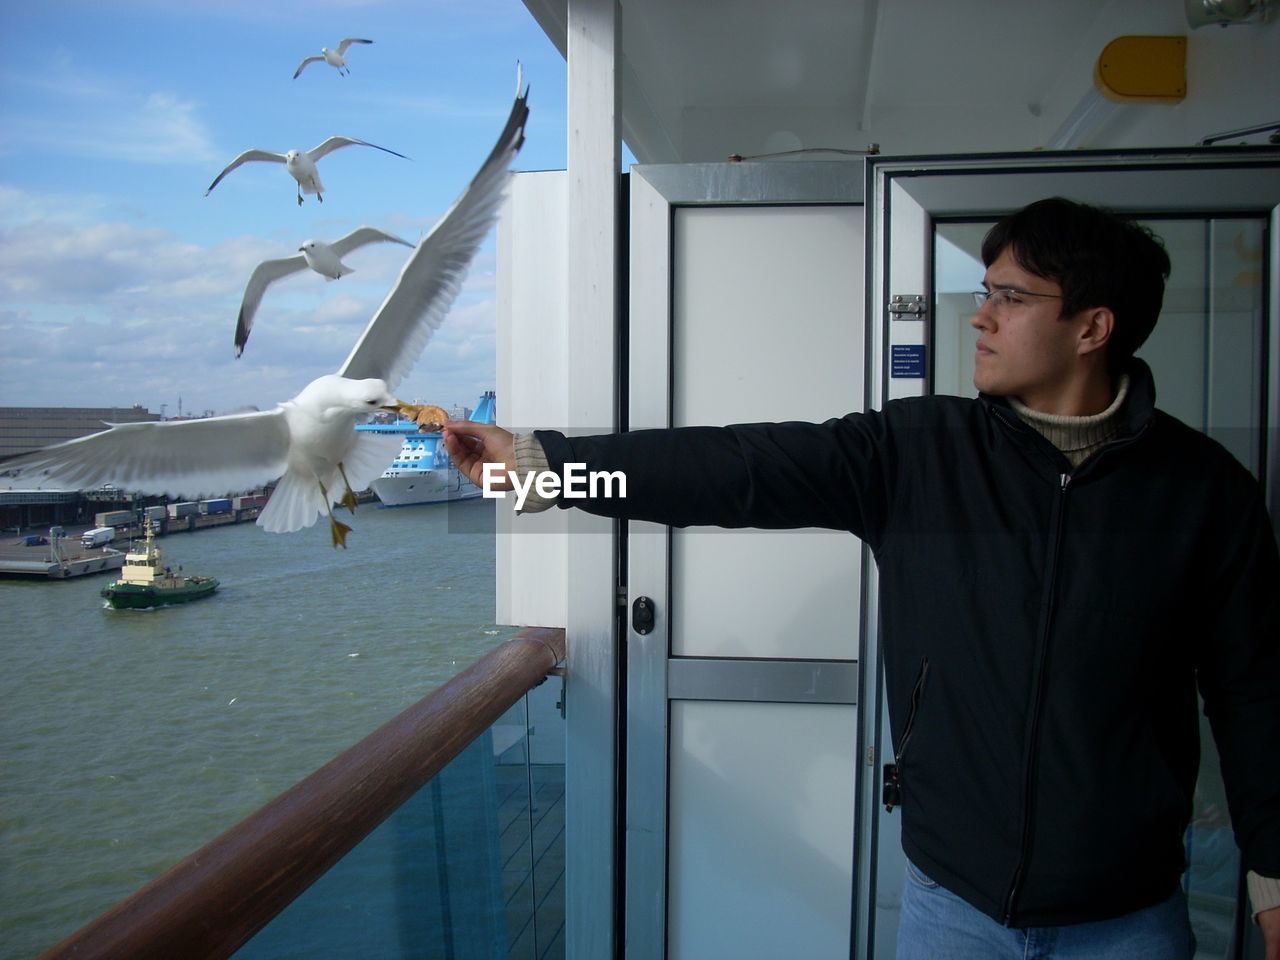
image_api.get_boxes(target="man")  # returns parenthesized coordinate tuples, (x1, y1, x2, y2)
(444, 198, 1279, 958)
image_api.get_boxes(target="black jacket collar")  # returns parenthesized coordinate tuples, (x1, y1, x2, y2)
(978, 357, 1158, 441)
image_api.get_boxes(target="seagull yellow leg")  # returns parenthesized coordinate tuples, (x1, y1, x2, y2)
(337, 463, 360, 513)
(329, 514, 352, 549)
(318, 480, 352, 549)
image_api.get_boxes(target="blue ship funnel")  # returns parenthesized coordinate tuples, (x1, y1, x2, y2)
(471, 391, 496, 425)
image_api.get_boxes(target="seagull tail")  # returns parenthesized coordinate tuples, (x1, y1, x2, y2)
(257, 469, 326, 533)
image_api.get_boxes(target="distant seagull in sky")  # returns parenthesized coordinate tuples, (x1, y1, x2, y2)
(293, 38, 373, 79)
(2, 67, 530, 549)
(234, 226, 415, 359)
(204, 136, 409, 206)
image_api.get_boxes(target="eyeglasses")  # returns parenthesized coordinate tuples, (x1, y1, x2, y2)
(971, 288, 1064, 310)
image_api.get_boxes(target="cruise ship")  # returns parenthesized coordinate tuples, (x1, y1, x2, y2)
(358, 391, 496, 507)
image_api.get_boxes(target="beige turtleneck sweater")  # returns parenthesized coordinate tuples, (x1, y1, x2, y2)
(1007, 375, 1131, 467)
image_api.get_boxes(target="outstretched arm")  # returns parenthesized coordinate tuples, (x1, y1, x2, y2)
(445, 411, 897, 538)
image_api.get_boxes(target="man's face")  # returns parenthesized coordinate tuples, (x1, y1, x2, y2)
(971, 247, 1090, 413)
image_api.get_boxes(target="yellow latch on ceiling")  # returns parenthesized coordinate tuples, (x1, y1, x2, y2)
(1094, 36, 1187, 103)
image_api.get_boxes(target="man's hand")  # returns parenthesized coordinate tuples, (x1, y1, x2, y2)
(442, 421, 516, 491)
(1259, 904, 1280, 960)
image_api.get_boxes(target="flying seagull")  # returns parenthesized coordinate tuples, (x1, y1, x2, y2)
(205, 136, 409, 206)
(235, 226, 416, 359)
(294, 38, 373, 79)
(2, 68, 530, 549)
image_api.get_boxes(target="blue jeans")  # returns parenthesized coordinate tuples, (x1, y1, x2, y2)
(896, 860, 1196, 960)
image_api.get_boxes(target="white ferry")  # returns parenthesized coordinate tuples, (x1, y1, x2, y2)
(357, 391, 496, 507)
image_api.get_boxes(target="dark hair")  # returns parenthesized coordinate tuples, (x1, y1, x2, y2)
(981, 197, 1171, 371)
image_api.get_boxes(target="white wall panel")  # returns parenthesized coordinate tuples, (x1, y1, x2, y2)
(670, 205, 863, 660)
(668, 700, 858, 960)
(497, 170, 569, 628)
(673, 206, 863, 425)
(671, 529, 858, 659)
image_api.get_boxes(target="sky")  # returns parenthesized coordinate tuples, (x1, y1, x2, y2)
(0, 0, 568, 418)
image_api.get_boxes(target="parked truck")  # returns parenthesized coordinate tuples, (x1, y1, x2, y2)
(80, 527, 115, 548)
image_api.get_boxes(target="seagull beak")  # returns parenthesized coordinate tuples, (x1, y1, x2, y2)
(381, 399, 406, 414)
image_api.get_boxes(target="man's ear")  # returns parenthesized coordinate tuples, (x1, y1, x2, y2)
(1076, 306, 1115, 358)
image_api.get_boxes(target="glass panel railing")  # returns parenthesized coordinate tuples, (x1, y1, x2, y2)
(235, 674, 564, 960)
(501, 672, 567, 959)
(39, 628, 566, 959)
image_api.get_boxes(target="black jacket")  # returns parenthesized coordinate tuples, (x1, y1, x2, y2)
(536, 359, 1280, 927)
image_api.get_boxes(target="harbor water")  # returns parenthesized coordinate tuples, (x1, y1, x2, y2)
(0, 498, 514, 958)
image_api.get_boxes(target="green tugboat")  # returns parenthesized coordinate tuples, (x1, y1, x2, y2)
(100, 519, 218, 610)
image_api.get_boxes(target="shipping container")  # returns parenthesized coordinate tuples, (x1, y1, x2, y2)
(94, 509, 134, 528)
(201, 498, 233, 515)
(167, 502, 199, 518)
(144, 506, 167, 522)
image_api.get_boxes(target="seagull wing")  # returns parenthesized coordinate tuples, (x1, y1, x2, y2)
(0, 410, 292, 500)
(293, 55, 325, 79)
(338, 72, 529, 391)
(329, 226, 414, 258)
(336, 38, 373, 54)
(206, 149, 288, 195)
(236, 255, 309, 358)
(306, 136, 410, 163)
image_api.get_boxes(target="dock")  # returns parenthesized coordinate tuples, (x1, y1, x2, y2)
(0, 534, 126, 579)
(0, 488, 377, 580)
(1, 510, 257, 580)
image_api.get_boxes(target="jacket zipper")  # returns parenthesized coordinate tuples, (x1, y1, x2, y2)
(985, 402, 1153, 922)
(883, 657, 930, 812)
(1002, 472, 1071, 924)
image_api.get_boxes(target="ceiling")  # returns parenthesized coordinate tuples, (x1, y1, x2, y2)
(521, 0, 1280, 162)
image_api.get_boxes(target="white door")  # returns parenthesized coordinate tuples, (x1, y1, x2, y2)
(859, 149, 1280, 960)
(625, 161, 867, 959)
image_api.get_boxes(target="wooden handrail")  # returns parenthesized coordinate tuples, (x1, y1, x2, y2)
(41, 626, 566, 960)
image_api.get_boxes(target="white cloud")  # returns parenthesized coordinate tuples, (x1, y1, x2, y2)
(0, 218, 259, 303)
(0, 186, 499, 414)
(0, 59, 220, 166)
(0, 184, 115, 223)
